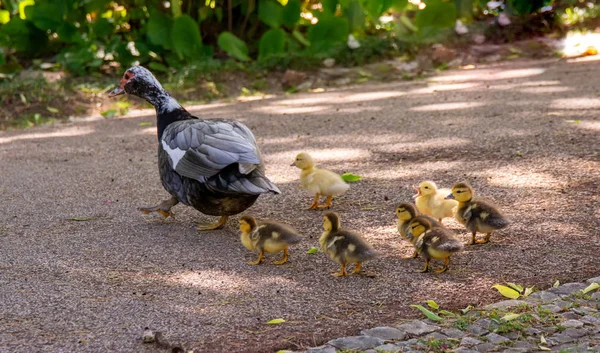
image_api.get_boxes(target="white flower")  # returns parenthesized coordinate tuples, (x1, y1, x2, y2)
(497, 13, 511, 26)
(455, 20, 468, 35)
(347, 34, 361, 50)
(487, 1, 503, 9)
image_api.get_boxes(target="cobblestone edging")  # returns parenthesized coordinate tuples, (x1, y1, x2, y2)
(290, 277, 600, 353)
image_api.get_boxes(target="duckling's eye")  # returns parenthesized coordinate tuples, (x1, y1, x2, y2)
(456, 190, 462, 193)
(424, 186, 429, 189)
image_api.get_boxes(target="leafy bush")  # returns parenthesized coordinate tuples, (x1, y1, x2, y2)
(0, 0, 558, 76)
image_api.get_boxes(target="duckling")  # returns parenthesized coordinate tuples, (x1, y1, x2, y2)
(407, 216, 463, 273)
(413, 181, 458, 223)
(320, 212, 376, 277)
(395, 202, 443, 259)
(446, 182, 509, 245)
(239, 215, 302, 265)
(291, 153, 349, 210)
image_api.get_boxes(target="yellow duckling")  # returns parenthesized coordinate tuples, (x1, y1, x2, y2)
(239, 215, 302, 265)
(413, 180, 458, 223)
(291, 153, 349, 210)
(395, 202, 443, 259)
(320, 212, 377, 277)
(446, 182, 509, 245)
(407, 216, 463, 273)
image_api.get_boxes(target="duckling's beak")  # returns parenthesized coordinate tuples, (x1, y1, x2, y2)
(445, 193, 455, 200)
(108, 87, 125, 97)
(290, 162, 296, 167)
(411, 185, 421, 199)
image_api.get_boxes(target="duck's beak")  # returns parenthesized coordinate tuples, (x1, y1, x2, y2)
(108, 87, 125, 97)
(411, 185, 421, 199)
(290, 162, 296, 167)
(445, 193, 455, 200)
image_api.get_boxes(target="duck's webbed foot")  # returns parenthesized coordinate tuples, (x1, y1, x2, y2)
(139, 197, 179, 218)
(197, 215, 228, 231)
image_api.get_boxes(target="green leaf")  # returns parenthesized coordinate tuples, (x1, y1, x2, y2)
(415, 0, 457, 30)
(364, 0, 394, 19)
(56, 22, 79, 43)
(92, 18, 114, 39)
(426, 300, 439, 310)
(282, 0, 301, 27)
(553, 280, 560, 288)
(146, 9, 173, 49)
(27, 2, 63, 31)
(438, 310, 456, 317)
(258, 0, 283, 28)
(19, 0, 35, 20)
(341, 172, 361, 182)
(410, 304, 443, 322)
(258, 28, 285, 61)
(345, 0, 365, 33)
(582, 282, 600, 294)
(307, 13, 348, 53)
(266, 318, 286, 325)
(292, 30, 310, 46)
(0, 51, 5, 66)
(538, 346, 551, 351)
(506, 282, 523, 293)
(171, 15, 203, 61)
(148, 62, 169, 73)
(540, 335, 547, 344)
(101, 109, 117, 118)
(307, 247, 319, 254)
(524, 286, 534, 297)
(322, 0, 338, 13)
(218, 32, 250, 62)
(460, 305, 473, 314)
(46, 106, 59, 114)
(0, 10, 10, 24)
(492, 285, 521, 299)
(139, 122, 153, 127)
(501, 313, 521, 321)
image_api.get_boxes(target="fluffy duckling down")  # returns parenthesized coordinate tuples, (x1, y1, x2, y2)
(408, 216, 463, 273)
(320, 212, 377, 277)
(239, 215, 302, 265)
(413, 181, 458, 223)
(291, 153, 349, 210)
(446, 182, 509, 245)
(395, 202, 443, 259)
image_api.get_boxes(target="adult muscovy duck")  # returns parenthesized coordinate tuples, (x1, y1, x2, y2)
(108, 66, 280, 230)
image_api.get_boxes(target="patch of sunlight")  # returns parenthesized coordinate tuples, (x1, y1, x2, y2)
(550, 97, 600, 110)
(378, 137, 471, 153)
(410, 101, 485, 112)
(269, 148, 371, 164)
(166, 270, 295, 292)
(335, 106, 383, 114)
(566, 55, 600, 63)
(275, 94, 339, 106)
(360, 161, 465, 180)
(518, 86, 573, 94)
(0, 126, 94, 144)
(574, 120, 600, 131)
(483, 168, 566, 189)
(431, 68, 546, 83)
(237, 94, 275, 102)
(254, 105, 329, 115)
(341, 91, 406, 103)
(561, 32, 600, 58)
(408, 82, 481, 94)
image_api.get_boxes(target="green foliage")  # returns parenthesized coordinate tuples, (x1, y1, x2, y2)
(258, 29, 286, 60)
(218, 32, 250, 61)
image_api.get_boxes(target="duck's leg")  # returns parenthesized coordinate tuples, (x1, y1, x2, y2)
(331, 262, 347, 277)
(272, 248, 289, 265)
(434, 258, 450, 273)
(247, 250, 264, 265)
(477, 232, 492, 244)
(467, 231, 477, 245)
(196, 215, 228, 231)
(139, 196, 179, 218)
(308, 194, 320, 210)
(317, 196, 333, 209)
(351, 262, 362, 274)
(417, 259, 430, 273)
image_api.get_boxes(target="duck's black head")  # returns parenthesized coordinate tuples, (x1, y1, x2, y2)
(109, 66, 165, 99)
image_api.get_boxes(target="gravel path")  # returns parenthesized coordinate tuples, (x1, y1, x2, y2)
(1, 57, 599, 353)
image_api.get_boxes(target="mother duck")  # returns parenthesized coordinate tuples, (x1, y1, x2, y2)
(109, 66, 280, 230)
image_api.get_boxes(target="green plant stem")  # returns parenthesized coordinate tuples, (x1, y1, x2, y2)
(172, 0, 182, 18)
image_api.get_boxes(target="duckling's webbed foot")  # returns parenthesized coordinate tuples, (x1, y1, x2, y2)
(417, 259, 430, 273)
(272, 249, 289, 265)
(331, 263, 347, 277)
(434, 258, 450, 273)
(317, 196, 333, 209)
(308, 193, 321, 210)
(139, 196, 179, 218)
(467, 232, 477, 245)
(478, 232, 492, 244)
(197, 216, 228, 231)
(247, 250, 264, 265)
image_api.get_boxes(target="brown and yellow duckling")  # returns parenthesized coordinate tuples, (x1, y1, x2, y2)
(407, 216, 463, 273)
(395, 202, 443, 259)
(291, 153, 349, 210)
(320, 212, 377, 277)
(239, 215, 302, 265)
(413, 180, 458, 223)
(446, 182, 509, 245)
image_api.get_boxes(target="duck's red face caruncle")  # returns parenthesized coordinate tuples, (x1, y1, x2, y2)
(108, 70, 136, 97)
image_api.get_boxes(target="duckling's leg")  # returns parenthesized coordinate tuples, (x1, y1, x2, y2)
(139, 196, 179, 218)
(403, 249, 419, 259)
(272, 248, 289, 265)
(308, 194, 321, 210)
(434, 258, 450, 273)
(196, 216, 228, 231)
(331, 262, 347, 277)
(468, 231, 477, 245)
(247, 250, 264, 265)
(351, 262, 362, 274)
(478, 232, 492, 244)
(417, 259, 430, 273)
(317, 196, 333, 209)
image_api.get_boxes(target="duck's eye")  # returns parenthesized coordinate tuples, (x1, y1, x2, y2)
(424, 186, 429, 189)
(456, 190, 462, 193)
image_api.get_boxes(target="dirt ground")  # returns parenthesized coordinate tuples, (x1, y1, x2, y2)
(1, 57, 599, 353)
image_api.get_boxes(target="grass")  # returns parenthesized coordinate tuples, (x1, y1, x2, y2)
(418, 337, 459, 353)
